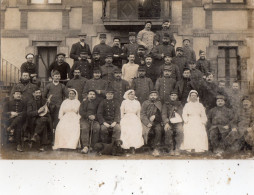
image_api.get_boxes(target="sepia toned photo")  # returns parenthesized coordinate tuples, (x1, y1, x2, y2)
(0, 0, 254, 160)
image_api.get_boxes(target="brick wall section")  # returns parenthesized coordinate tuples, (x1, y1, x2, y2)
(205, 10, 212, 29)
(62, 10, 69, 30)
(82, 0, 93, 24)
(20, 11, 28, 29)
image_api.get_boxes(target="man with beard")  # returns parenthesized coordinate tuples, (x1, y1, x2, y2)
(188, 61, 204, 98)
(28, 88, 52, 152)
(216, 80, 231, 108)
(227, 81, 244, 114)
(134, 45, 146, 66)
(123, 32, 139, 60)
(207, 95, 237, 155)
(79, 90, 101, 154)
(112, 37, 124, 69)
(172, 47, 188, 76)
(155, 19, 176, 46)
(48, 53, 70, 84)
(100, 54, 119, 83)
(162, 91, 183, 156)
(97, 88, 121, 144)
(137, 21, 155, 54)
(174, 68, 196, 105)
(66, 68, 88, 102)
(108, 69, 129, 102)
(143, 54, 157, 84)
(196, 50, 212, 77)
(70, 33, 92, 62)
(83, 68, 107, 101)
(91, 51, 103, 68)
(182, 38, 196, 62)
(10, 72, 37, 103)
(132, 66, 154, 104)
(21, 54, 38, 84)
(3, 90, 26, 152)
(155, 66, 177, 104)
(141, 91, 162, 156)
(70, 51, 92, 79)
(93, 34, 113, 64)
(159, 54, 181, 81)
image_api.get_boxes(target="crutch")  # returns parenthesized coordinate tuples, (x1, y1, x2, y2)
(88, 120, 94, 153)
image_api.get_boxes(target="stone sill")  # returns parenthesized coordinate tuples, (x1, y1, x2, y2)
(204, 3, 254, 10)
(18, 5, 71, 11)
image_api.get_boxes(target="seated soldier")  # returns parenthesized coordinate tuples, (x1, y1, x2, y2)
(162, 91, 183, 156)
(28, 88, 52, 152)
(97, 88, 121, 144)
(79, 90, 101, 154)
(141, 91, 162, 156)
(207, 95, 238, 155)
(3, 90, 26, 152)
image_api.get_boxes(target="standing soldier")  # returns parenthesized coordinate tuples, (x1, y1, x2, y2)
(66, 68, 88, 102)
(134, 45, 147, 66)
(132, 66, 154, 104)
(70, 33, 92, 62)
(227, 81, 244, 114)
(155, 66, 177, 104)
(196, 50, 212, 77)
(155, 19, 176, 46)
(143, 54, 157, 84)
(172, 47, 188, 76)
(182, 38, 196, 62)
(97, 88, 121, 144)
(100, 54, 119, 83)
(159, 54, 181, 81)
(91, 51, 103, 69)
(123, 32, 139, 60)
(109, 69, 129, 103)
(137, 21, 155, 54)
(141, 91, 163, 156)
(93, 33, 113, 65)
(70, 51, 92, 79)
(112, 37, 124, 69)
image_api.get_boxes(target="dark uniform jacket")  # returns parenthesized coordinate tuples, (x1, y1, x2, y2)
(200, 81, 218, 110)
(174, 78, 196, 103)
(143, 64, 157, 84)
(155, 77, 177, 103)
(3, 99, 26, 120)
(141, 99, 162, 126)
(235, 106, 254, 137)
(79, 99, 100, 121)
(151, 44, 176, 66)
(70, 59, 92, 79)
(162, 100, 183, 125)
(100, 64, 119, 83)
(108, 79, 129, 102)
(172, 56, 188, 76)
(159, 64, 181, 81)
(92, 43, 113, 65)
(134, 53, 146, 66)
(21, 62, 37, 75)
(10, 81, 37, 102)
(91, 59, 104, 69)
(132, 77, 154, 104)
(122, 42, 139, 59)
(83, 78, 107, 100)
(183, 46, 196, 62)
(97, 99, 121, 124)
(112, 46, 124, 68)
(155, 29, 176, 46)
(66, 77, 88, 102)
(48, 62, 70, 80)
(70, 42, 92, 61)
(196, 58, 212, 75)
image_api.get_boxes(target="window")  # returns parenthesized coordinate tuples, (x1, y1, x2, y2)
(213, 0, 245, 3)
(30, 0, 61, 4)
(138, 0, 161, 19)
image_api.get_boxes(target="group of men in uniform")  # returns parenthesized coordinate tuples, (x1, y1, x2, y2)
(2, 20, 254, 156)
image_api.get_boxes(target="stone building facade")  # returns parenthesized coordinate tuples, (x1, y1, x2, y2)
(1, 0, 254, 92)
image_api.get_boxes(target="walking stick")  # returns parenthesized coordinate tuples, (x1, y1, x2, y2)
(88, 120, 94, 153)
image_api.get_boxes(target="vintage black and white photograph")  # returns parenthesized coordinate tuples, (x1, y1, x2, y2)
(0, 0, 254, 161)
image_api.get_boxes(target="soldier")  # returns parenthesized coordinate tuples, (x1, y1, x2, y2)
(141, 91, 162, 156)
(122, 32, 139, 60)
(92, 33, 113, 64)
(70, 33, 92, 62)
(143, 54, 157, 84)
(79, 90, 101, 154)
(83, 68, 107, 101)
(48, 53, 70, 84)
(66, 68, 88, 102)
(100, 54, 119, 83)
(174, 67, 196, 105)
(91, 51, 103, 69)
(188, 61, 203, 82)
(196, 50, 212, 77)
(10, 71, 38, 103)
(137, 21, 155, 54)
(70, 51, 92, 79)
(227, 81, 244, 114)
(172, 47, 188, 76)
(97, 88, 121, 144)
(162, 91, 183, 155)
(109, 69, 129, 102)
(28, 88, 52, 152)
(159, 54, 181, 81)
(3, 90, 26, 152)
(132, 66, 154, 104)
(207, 95, 237, 155)
(122, 53, 139, 85)
(155, 66, 177, 104)
(217, 80, 231, 108)
(21, 53, 39, 86)
(134, 45, 146, 66)
(155, 19, 176, 46)
(182, 38, 196, 62)
(112, 37, 124, 69)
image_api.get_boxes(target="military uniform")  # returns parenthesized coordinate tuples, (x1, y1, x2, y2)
(132, 77, 154, 104)
(227, 89, 244, 114)
(172, 55, 188, 76)
(151, 44, 176, 66)
(183, 46, 196, 62)
(83, 78, 107, 101)
(155, 77, 177, 104)
(143, 64, 157, 84)
(201, 81, 218, 111)
(100, 64, 119, 83)
(66, 77, 88, 102)
(97, 99, 121, 143)
(70, 59, 92, 79)
(112, 46, 124, 68)
(48, 61, 70, 81)
(108, 79, 129, 102)
(155, 29, 176, 46)
(21, 62, 37, 75)
(134, 53, 146, 66)
(123, 42, 139, 59)
(174, 78, 196, 104)
(70, 42, 92, 62)
(196, 58, 212, 75)
(92, 43, 113, 65)
(137, 29, 155, 54)
(10, 81, 37, 103)
(159, 64, 181, 81)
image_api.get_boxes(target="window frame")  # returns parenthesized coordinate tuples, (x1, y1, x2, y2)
(29, 0, 62, 5)
(213, 0, 246, 4)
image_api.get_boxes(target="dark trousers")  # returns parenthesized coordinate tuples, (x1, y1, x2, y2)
(8, 116, 23, 145)
(80, 119, 100, 148)
(34, 117, 50, 146)
(149, 123, 162, 148)
(100, 124, 121, 144)
(165, 123, 183, 150)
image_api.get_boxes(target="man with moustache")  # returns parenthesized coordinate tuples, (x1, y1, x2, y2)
(182, 38, 196, 62)
(155, 19, 176, 46)
(21, 53, 39, 86)
(100, 54, 119, 83)
(111, 37, 124, 69)
(70, 33, 92, 62)
(172, 47, 188, 76)
(91, 51, 103, 68)
(134, 45, 147, 66)
(143, 54, 157, 84)
(159, 54, 181, 81)
(123, 32, 139, 60)
(141, 91, 162, 156)
(196, 50, 212, 77)
(137, 21, 155, 54)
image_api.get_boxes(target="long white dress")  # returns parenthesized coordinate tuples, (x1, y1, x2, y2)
(120, 99, 144, 149)
(180, 101, 208, 152)
(53, 99, 81, 150)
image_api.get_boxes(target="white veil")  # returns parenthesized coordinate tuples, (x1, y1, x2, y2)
(187, 90, 199, 103)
